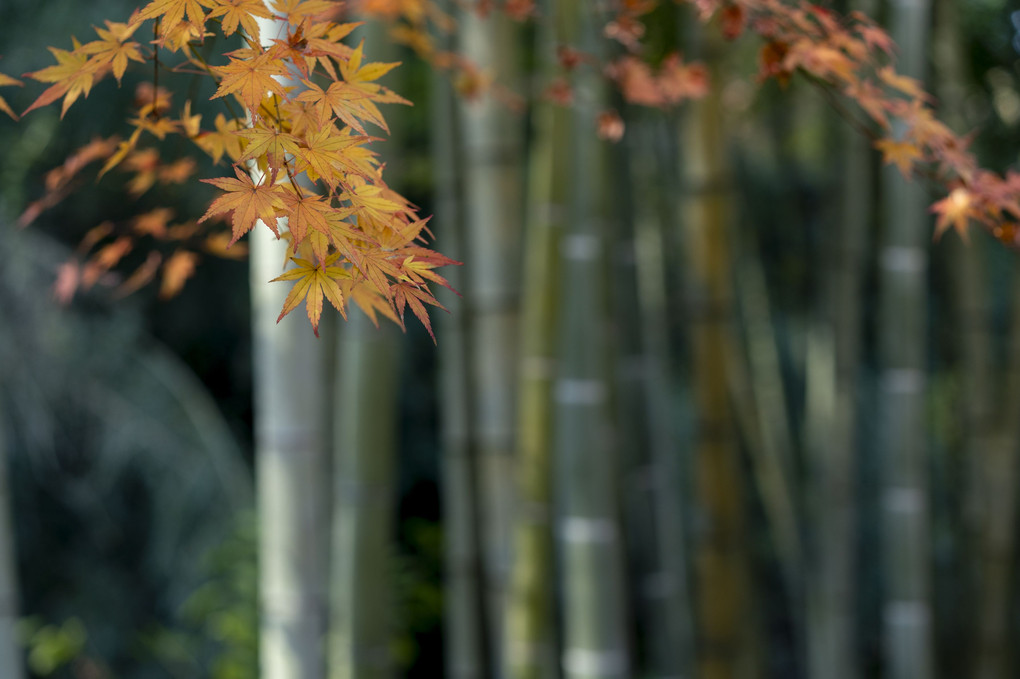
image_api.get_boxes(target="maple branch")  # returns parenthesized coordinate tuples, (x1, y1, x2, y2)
(178, 43, 246, 124)
(803, 73, 876, 142)
(270, 94, 306, 200)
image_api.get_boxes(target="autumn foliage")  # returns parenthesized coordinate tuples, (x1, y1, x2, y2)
(3, 0, 454, 337)
(1, 0, 1019, 335)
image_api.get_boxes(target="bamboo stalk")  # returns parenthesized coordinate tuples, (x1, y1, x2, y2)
(803, 13, 872, 671)
(629, 115, 695, 679)
(877, 1, 933, 676)
(432, 10, 492, 675)
(329, 310, 400, 679)
(251, 217, 331, 679)
(455, 4, 527, 670)
(504, 3, 564, 675)
(253, 12, 332, 678)
(553, 3, 631, 679)
(681, 44, 755, 679)
(327, 21, 403, 679)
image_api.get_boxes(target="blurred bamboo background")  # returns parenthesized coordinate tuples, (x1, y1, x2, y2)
(3, 0, 1020, 677)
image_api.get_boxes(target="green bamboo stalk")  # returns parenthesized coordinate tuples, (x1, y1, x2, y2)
(681, 46, 755, 679)
(804, 10, 872, 670)
(933, 3, 1020, 673)
(327, 20, 402, 679)
(731, 233, 802, 597)
(0, 412, 24, 679)
(553, 3, 630, 679)
(628, 116, 694, 679)
(971, 269, 1020, 679)
(253, 12, 332, 678)
(455, 4, 526, 670)
(329, 310, 399, 679)
(251, 217, 331, 679)
(432, 9, 492, 676)
(504, 5, 564, 676)
(877, 0, 933, 676)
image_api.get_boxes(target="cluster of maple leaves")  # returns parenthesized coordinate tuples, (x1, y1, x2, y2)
(1, 0, 1019, 335)
(1, 0, 455, 337)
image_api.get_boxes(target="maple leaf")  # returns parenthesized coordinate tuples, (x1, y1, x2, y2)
(348, 182, 404, 223)
(339, 278, 395, 327)
(278, 188, 333, 251)
(392, 280, 442, 342)
(720, 5, 746, 40)
(659, 53, 708, 103)
(271, 254, 350, 336)
(850, 12, 894, 54)
(877, 66, 928, 101)
(160, 18, 213, 51)
(194, 113, 245, 163)
(116, 251, 163, 298)
(596, 110, 625, 142)
(205, 0, 273, 41)
(124, 148, 160, 194)
(609, 56, 662, 107)
(132, 207, 174, 238)
(932, 187, 976, 241)
(52, 260, 80, 304)
(875, 138, 922, 177)
(844, 79, 890, 129)
(23, 40, 99, 117)
(204, 232, 249, 259)
(160, 249, 199, 298)
(199, 166, 285, 242)
(237, 124, 301, 175)
(211, 49, 290, 116)
(82, 236, 133, 288)
(352, 246, 403, 300)
(128, 111, 181, 140)
(80, 20, 144, 84)
(291, 124, 371, 187)
(135, 0, 211, 33)
(272, 0, 340, 24)
(180, 99, 202, 136)
(159, 157, 198, 184)
(397, 250, 457, 291)
(296, 78, 375, 134)
(0, 71, 23, 120)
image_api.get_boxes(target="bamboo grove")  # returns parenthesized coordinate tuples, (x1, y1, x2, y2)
(3, 0, 1020, 677)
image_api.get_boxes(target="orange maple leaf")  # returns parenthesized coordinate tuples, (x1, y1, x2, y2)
(24, 40, 99, 117)
(875, 138, 923, 177)
(271, 254, 351, 336)
(160, 249, 199, 299)
(199, 167, 285, 242)
(278, 188, 333, 250)
(135, 0, 211, 33)
(237, 124, 301, 175)
(877, 66, 928, 102)
(295, 78, 374, 133)
(291, 124, 371, 187)
(194, 113, 245, 164)
(211, 49, 290, 116)
(271, 0, 341, 25)
(205, 0, 272, 41)
(392, 280, 441, 341)
(931, 187, 976, 241)
(0, 71, 23, 120)
(80, 20, 145, 84)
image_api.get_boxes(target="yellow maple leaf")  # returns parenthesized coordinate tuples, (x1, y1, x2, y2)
(875, 138, 922, 177)
(271, 254, 351, 335)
